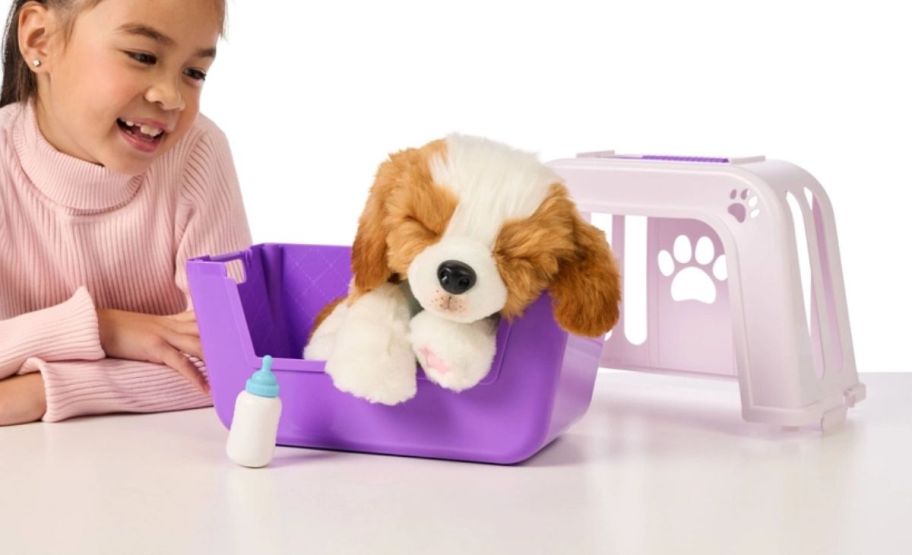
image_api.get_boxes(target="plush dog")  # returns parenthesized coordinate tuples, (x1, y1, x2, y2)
(303, 135, 621, 405)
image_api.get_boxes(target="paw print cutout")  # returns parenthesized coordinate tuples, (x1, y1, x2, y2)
(728, 188, 760, 223)
(657, 235, 727, 304)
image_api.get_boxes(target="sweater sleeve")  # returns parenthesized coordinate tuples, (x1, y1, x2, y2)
(173, 121, 252, 305)
(21, 355, 211, 422)
(0, 287, 105, 379)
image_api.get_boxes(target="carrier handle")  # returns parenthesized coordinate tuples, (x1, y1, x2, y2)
(192, 249, 251, 284)
(207, 249, 247, 263)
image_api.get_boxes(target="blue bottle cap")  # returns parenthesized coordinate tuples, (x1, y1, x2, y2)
(245, 355, 279, 398)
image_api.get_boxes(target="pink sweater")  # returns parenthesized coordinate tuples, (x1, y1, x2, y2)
(0, 101, 252, 422)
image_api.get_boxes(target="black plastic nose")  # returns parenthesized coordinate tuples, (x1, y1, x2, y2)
(437, 260, 476, 295)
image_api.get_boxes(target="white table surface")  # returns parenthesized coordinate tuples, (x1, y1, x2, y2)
(1, 371, 909, 555)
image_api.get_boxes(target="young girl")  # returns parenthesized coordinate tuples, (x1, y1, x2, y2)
(0, 0, 251, 425)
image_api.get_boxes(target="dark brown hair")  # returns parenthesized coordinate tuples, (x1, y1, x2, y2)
(0, 0, 226, 108)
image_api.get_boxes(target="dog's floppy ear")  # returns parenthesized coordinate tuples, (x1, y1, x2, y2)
(351, 141, 447, 295)
(350, 157, 399, 294)
(549, 189, 622, 337)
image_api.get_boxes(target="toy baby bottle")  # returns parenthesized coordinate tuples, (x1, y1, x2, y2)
(226, 355, 282, 468)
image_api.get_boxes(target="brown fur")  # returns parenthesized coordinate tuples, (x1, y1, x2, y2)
(349, 139, 456, 300)
(495, 183, 621, 337)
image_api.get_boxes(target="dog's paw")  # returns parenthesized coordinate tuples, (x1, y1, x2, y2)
(323, 284, 417, 405)
(409, 311, 497, 392)
(326, 345, 416, 405)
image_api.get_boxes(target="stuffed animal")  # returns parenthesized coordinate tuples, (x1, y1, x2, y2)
(303, 135, 621, 405)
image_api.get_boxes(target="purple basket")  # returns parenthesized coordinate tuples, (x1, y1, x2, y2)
(187, 243, 603, 464)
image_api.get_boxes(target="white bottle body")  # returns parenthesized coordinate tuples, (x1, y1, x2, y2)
(226, 391, 282, 468)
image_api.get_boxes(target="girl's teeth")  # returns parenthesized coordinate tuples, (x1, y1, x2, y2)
(139, 124, 162, 137)
(119, 118, 163, 137)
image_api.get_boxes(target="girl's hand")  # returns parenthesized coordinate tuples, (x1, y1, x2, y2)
(97, 309, 209, 392)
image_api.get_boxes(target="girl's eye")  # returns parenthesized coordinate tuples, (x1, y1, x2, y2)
(126, 51, 156, 65)
(184, 68, 207, 82)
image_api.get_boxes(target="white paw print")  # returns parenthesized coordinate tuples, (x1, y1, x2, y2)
(657, 235, 727, 303)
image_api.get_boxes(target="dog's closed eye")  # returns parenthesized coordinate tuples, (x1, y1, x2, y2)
(381, 174, 458, 271)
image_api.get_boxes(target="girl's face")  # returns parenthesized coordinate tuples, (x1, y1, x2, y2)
(36, 0, 221, 175)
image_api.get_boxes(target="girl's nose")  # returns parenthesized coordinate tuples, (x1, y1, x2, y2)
(145, 80, 185, 111)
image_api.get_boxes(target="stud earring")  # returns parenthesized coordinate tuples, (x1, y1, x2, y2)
(32, 59, 41, 67)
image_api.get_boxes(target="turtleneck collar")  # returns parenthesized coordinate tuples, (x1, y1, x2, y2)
(12, 100, 143, 212)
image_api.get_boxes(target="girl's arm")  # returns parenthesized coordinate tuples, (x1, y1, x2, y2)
(17, 355, 211, 423)
(0, 287, 104, 379)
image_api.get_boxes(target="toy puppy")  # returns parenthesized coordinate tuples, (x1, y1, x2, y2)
(304, 135, 621, 405)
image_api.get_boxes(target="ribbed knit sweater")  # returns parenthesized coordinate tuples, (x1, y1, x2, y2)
(0, 100, 252, 422)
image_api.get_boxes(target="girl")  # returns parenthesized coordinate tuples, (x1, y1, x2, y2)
(0, 0, 251, 425)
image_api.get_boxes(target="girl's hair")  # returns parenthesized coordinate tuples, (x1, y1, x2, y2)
(0, 0, 225, 108)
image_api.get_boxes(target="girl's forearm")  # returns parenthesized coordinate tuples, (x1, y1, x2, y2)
(0, 373, 46, 426)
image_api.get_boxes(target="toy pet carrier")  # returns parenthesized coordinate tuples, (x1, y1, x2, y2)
(188, 244, 601, 464)
(548, 152, 864, 431)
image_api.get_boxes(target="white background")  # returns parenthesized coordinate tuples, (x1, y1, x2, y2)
(5, 0, 909, 373)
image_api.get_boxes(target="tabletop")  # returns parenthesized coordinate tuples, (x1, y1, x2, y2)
(1, 370, 909, 555)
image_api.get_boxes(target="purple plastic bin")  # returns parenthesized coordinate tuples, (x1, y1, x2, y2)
(187, 243, 603, 464)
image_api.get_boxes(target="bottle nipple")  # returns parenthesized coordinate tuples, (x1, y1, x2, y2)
(245, 355, 279, 397)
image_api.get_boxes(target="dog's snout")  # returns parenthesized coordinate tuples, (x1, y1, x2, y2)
(437, 260, 476, 295)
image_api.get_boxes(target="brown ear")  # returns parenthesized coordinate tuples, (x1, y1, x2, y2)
(550, 200, 622, 337)
(350, 140, 447, 296)
(350, 158, 398, 294)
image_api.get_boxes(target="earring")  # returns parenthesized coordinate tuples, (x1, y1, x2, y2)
(32, 59, 41, 68)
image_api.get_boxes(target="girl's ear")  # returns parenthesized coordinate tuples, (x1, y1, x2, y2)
(350, 158, 398, 295)
(18, 2, 55, 71)
(550, 198, 622, 337)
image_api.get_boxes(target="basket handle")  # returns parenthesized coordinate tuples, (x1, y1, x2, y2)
(207, 249, 247, 263)
(191, 249, 250, 284)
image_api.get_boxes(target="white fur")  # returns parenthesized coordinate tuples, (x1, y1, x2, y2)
(310, 283, 417, 405)
(409, 310, 498, 392)
(302, 301, 348, 360)
(430, 134, 560, 247)
(407, 236, 507, 323)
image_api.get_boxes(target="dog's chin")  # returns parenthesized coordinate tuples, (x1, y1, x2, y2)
(411, 285, 506, 323)
(419, 296, 501, 324)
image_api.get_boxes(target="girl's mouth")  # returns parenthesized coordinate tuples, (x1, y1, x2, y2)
(116, 118, 166, 153)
